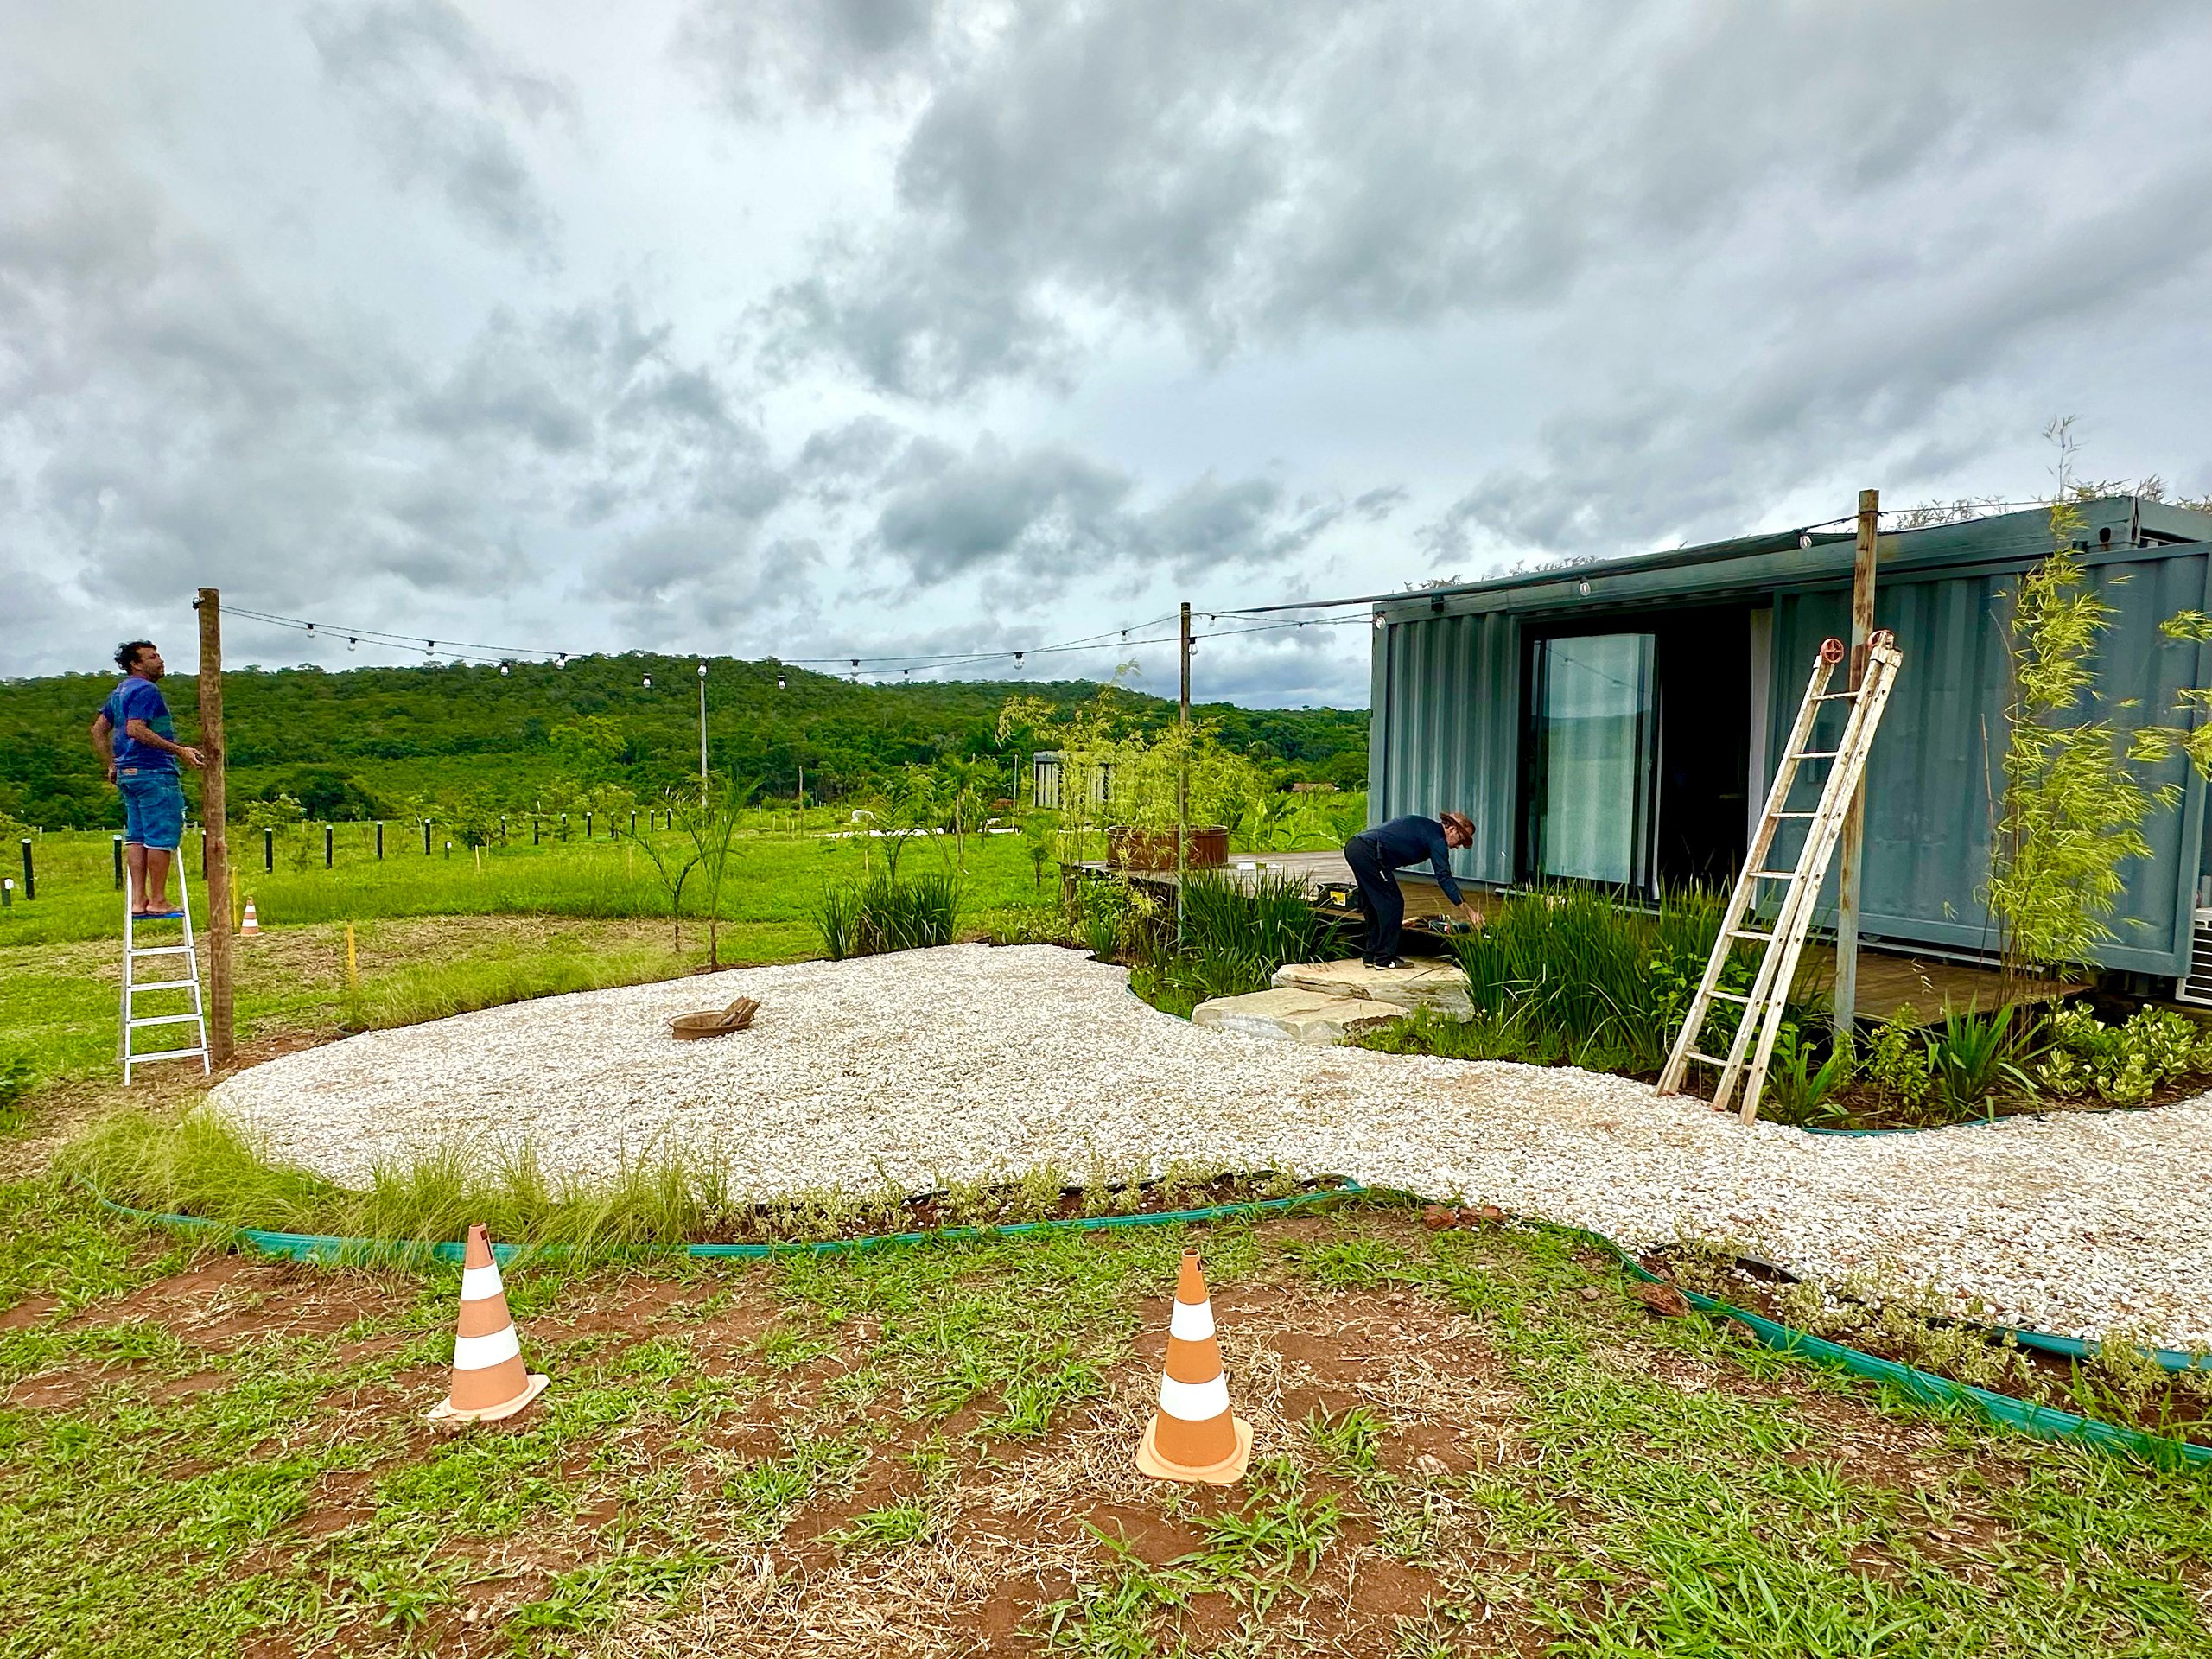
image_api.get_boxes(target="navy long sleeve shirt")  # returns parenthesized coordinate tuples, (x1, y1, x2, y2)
(1360, 815, 1465, 905)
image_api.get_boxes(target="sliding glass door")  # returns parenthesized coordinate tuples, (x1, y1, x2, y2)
(1529, 632, 1657, 890)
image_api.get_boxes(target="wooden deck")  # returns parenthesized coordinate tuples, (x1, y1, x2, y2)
(1067, 856, 2076, 1023)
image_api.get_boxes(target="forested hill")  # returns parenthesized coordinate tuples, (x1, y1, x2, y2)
(0, 654, 1370, 829)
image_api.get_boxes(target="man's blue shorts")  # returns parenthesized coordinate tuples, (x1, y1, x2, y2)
(118, 768, 186, 851)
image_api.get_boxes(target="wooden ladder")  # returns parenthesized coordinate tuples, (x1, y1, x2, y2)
(119, 855, 211, 1085)
(1656, 629, 1904, 1123)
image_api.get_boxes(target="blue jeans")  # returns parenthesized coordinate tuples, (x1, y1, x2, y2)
(118, 769, 186, 850)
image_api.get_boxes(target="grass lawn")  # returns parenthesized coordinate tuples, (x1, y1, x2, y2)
(0, 828, 1056, 1084)
(2, 1191, 2207, 1656)
(3, 836, 2209, 1653)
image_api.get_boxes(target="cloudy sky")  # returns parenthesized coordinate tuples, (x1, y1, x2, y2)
(6, 1, 2210, 705)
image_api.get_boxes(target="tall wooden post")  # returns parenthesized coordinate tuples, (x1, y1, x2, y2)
(1177, 602, 1192, 930)
(1832, 489, 1878, 1049)
(194, 588, 234, 1066)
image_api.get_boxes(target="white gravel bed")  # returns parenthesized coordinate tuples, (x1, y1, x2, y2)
(211, 944, 2212, 1348)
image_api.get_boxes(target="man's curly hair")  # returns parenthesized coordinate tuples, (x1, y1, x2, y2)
(114, 640, 156, 672)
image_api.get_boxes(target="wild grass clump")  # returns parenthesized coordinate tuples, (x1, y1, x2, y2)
(1133, 870, 1347, 1007)
(813, 872, 963, 960)
(62, 1109, 1332, 1255)
(1445, 886, 1783, 1074)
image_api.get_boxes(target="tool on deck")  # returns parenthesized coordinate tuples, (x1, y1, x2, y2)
(120, 858, 212, 1084)
(1656, 632, 1903, 1124)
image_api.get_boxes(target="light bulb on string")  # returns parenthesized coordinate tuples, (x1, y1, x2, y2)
(499, 663, 510, 676)
(556, 653, 567, 669)
(347, 636, 359, 651)
(642, 674, 652, 688)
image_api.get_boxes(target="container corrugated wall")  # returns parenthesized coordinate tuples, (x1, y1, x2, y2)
(1773, 548, 2212, 975)
(1369, 610, 1519, 887)
(1371, 538, 2212, 976)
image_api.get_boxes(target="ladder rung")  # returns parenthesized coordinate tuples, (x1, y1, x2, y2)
(127, 1014, 205, 1028)
(1682, 1051, 1730, 1066)
(1814, 691, 1859, 701)
(1774, 811, 1815, 819)
(1731, 928, 1773, 941)
(1796, 750, 1840, 760)
(128, 1048, 205, 1065)
(1709, 990, 1751, 1003)
(128, 944, 194, 957)
(128, 980, 200, 994)
(1751, 870, 1797, 880)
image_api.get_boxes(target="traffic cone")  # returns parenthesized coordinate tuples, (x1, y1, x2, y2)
(238, 899, 259, 938)
(1135, 1249, 1251, 1484)
(427, 1224, 549, 1425)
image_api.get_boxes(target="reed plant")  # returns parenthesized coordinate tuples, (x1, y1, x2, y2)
(813, 872, 963, 960)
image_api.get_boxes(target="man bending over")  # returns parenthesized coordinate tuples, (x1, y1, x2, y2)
(1344, 810, 1481, 969)
(91, 639, 203, 919)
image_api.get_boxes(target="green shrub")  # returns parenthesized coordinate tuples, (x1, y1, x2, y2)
(1760, 1024, 1855, 1124)
(2034, 1002, 2212, 1104)
(1446, 887, 1780, 1074)
(812, 872, 963, 961)
(1148, 870, 1340, 1004)
(1863, 1007, 1935, 1109)
(1929, 1005, 2039, 1119)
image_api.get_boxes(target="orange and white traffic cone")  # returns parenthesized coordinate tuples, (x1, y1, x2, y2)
(238, 899, 259, 938)
(427, 1224, 549, 1425)
(1135, 1249, 1251, 1484)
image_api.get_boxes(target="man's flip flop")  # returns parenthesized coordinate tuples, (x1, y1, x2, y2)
(134, 909, 185, 921)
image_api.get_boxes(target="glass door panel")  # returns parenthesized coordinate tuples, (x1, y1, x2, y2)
(1531, 632, 1656, 889)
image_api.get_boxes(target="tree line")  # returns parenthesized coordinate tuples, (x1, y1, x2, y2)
(0, 653, 1369, 830)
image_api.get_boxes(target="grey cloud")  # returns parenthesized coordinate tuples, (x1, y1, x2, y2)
(753, 0, 2201, 397)
(868, 437, 1362, 592)
(677, 0, 940, 118)
(307, 0, 576, 254)
(582, 519, 822, 640)
(875, 439, 1130, 585)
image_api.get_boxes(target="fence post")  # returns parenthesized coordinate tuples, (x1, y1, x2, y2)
(500, 815, 508, 845)
(18, 838, 30, 902)
(533, 815, 541, 845)
(324, 824, 334, 868)
(376, 820, 385, 860)
(423, 818, 431, 856)
(112, 833, 124, 890)
(585, 811, 593, 839)
(263, 827, 274, 873)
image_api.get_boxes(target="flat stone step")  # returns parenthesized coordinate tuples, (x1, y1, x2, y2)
(1270, 957, 1472, 1015)
(1190, 988, 1405, 1046)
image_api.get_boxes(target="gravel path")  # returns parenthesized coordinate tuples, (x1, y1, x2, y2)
(211, 944, 2212, 1347)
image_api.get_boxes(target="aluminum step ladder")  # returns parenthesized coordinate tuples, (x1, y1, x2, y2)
(1656, 629, 1904, 1124)
(120, 855, 211, 1084)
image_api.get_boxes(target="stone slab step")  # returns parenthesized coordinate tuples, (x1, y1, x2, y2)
(1270, 957, 1472, 1015)
(1190, 988, 1406, 1046)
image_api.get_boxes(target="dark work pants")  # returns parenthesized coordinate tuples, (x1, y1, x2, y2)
(1344, 834, 1402, 963)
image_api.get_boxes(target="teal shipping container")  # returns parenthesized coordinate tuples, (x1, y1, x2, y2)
(1368, 499, 2212, 982)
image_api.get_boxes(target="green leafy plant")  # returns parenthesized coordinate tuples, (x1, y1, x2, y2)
(1928, 1005, 2039, 1120)
(1760, 1024, 1855, 1124)
(1988, 423, 2212, 975)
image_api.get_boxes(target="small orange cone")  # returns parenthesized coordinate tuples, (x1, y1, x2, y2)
(239, 899, 259, 938)
(427, 1224, 549, 1425)
(1135, 1249, 1251, 1484)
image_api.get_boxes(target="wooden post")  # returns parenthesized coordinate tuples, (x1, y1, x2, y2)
(1833, 489, 1878, 1050)
(195, 588, 235, 1066)
(1177, 601, 1192, 933)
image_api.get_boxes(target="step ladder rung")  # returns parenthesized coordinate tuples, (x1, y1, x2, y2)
(130, 1047, 206, 1065)
(1751, 870, 1798, 880)
(1773, 811, 1816, 819)
(128, 944, 194, 957)
(1813, 690, 1860, 701)
(1682, 1051, 1730, 1066)
(127, 980, 200, 994)
(127, 1013, 205, 1028)
(1709, 990, 1751, 1003)
(1795, 750, 1840, 760)
(1730, 928, 1773, 941)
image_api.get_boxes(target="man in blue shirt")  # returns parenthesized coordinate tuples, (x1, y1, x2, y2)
(91, 640, 203, 920)
(1344, 811, 1481, 968)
